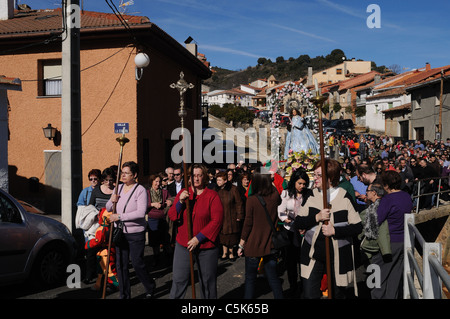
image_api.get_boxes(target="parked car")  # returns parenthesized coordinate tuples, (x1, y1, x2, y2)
(17, 200, 46, 215)
(258, 110, 271, 122)
(323, 119, 355, 136)
(0, 188, 77, 287)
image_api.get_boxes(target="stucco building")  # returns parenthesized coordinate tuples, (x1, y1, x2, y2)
(312, 59, 372, 85)
(0, 6, 211, 212)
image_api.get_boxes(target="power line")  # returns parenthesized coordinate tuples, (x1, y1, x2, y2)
(20, 45, 132, 82)
(81, 46, 135, 136)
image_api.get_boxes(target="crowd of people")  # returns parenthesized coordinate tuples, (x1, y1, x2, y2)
(73, 132, 450, 299)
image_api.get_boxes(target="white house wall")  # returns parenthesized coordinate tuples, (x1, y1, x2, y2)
(365, 94, 411, 133)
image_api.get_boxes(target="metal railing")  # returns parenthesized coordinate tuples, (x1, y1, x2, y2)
(412, 175, 450, 213)
(404, 214, 450, 299)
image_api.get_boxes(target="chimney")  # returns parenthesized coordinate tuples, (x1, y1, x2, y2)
(374, 74, 381, 84)
(186, 43, 197, 57)
(425, 62, 431, 71)
(307, 67, 313, 86)
(0, 0, 15, 20)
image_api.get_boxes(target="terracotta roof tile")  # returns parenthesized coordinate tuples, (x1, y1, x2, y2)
(381, 102, 411, 113)
(332, 71, 380, 91)
(0, 8, 150, 37)
(366, 87, 407, 101)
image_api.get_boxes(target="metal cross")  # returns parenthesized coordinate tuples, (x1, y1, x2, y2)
(170, 72, 194, 127)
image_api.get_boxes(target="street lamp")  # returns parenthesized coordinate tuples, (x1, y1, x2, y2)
(42, 123, 57, 140)
(135, 52, 150, 80)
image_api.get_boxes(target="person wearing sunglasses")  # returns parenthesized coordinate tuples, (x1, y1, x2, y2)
(75, 168, 102, 285)
(88, 167, 116, 211)
(77, 168, 101, 206)
(83, 167, 117, 288)
(168, 167, 184, 197)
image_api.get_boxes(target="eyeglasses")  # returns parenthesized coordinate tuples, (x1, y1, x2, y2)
(89, 178, 98, 181)
(367, 189, 376, 193)
(313, 173, 322, 178)
(163, 178, 168, 182)
(174, 173, 181, 176)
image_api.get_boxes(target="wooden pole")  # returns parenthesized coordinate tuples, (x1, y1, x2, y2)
(439, 69, 444, 140)
(182, 154, 196, 299)
(171, 72, 196, 298)
(311, 90, 333, 299)
(102, 132, 129, 299)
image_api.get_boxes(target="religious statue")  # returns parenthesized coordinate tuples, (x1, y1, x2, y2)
(284, 107, 319, 159)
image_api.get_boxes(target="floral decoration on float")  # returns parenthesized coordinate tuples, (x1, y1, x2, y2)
(282, 149, 320, 182)
(267, 82, 320, 160)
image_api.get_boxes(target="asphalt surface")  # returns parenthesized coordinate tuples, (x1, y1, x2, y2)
(1, 245, 292, 300)
(1, 214, 371, 301)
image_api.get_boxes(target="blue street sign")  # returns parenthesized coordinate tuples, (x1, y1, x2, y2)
(114, 123, 129, 134)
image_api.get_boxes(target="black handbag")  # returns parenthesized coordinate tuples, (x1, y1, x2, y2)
(112, 220, 126, 246)
(112, 184, 138, 246)
(257, 195, 290, 251)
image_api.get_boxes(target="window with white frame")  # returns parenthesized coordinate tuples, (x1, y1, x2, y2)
(39, 59, 62, 96)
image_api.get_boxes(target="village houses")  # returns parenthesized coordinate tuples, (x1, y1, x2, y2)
(0, 4, 211, 213)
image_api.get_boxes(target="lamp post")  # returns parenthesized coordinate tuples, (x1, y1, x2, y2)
(135, 52, 150, 81)
(42, 123, 57, 140)
(170, 71, 196, 298)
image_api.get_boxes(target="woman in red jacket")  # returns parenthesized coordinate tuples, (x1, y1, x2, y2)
(168, 163, 224, 299)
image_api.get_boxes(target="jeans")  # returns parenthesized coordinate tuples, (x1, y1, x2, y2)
(244, 254, 284, 299)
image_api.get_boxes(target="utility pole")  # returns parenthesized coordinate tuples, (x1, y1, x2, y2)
(439, 69, 444, 141)
(61, 0, 82, 232)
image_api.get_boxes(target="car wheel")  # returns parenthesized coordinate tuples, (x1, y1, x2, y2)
(32, 243, 68, 287)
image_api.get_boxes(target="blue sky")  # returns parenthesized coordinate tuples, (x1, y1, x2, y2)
(25, 0, 450, 72)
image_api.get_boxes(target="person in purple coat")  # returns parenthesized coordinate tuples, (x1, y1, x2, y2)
(371, 170, 412, 299)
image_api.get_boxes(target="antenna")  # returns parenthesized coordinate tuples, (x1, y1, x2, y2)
(118, 0, 139, 15)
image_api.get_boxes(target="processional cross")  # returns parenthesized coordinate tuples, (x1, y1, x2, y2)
(170, 71, 196, 298)
(170, 71, 194, 128)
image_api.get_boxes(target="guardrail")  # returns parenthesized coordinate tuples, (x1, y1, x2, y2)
(404, 214, 450, 299)
(412, 175, 450, 213)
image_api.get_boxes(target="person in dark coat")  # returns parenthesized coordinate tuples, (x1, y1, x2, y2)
(416, 158, 439, 209)
(215, 171, 244, 261)
(237, 169, 284, 299)
(167, 166, 185, 197)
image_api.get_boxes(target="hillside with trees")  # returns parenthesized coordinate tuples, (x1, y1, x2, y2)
(204, 49, 389, 90)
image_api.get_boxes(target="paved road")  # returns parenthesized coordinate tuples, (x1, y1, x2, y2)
(1, 244, 372, 300)
(1, 214, 371, 300)
(1, 245, 296, 299)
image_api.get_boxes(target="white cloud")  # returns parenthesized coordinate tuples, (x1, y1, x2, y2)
(201, 44, 271, 60)
(270, 23, 337, 43)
